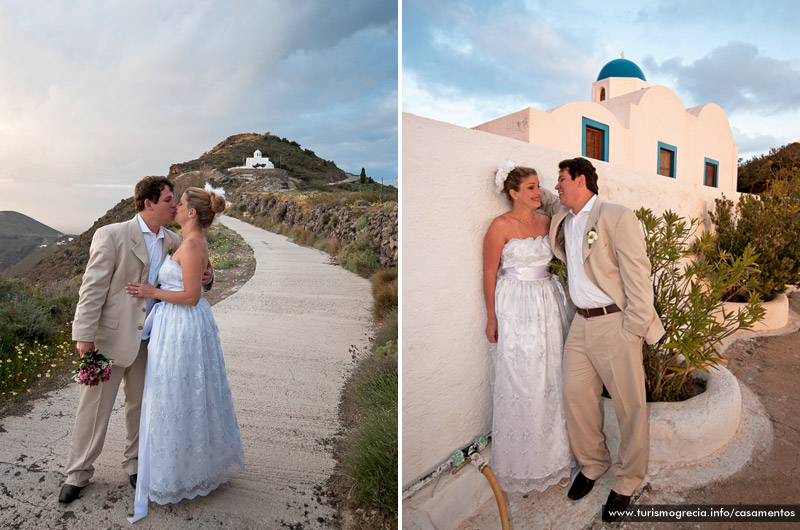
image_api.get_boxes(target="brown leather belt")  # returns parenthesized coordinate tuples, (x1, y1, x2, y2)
(576, 303, 621, 318)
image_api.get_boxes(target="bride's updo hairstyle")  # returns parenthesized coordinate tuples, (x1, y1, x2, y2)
(184, 187, 226, 229)
(502, 166, 538, 203)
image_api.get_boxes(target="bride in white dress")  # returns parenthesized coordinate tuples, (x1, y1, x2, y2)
(483, 163, 574, 493)
(126, 186, 244, 522)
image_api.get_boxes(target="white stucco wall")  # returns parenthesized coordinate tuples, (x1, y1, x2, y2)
(473, 83, 739, 192)
(402, 112, 739, 489)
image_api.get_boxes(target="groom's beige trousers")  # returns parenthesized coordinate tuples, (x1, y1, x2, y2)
(64, 341, 148, 487)
(563, 311, 648, 496)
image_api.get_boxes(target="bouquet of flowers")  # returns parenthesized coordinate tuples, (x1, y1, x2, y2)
(72, 350, 113, 386)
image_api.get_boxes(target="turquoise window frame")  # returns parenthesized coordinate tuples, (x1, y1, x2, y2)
(657, 142, 677, 178)
(582, 117, 609, 162)
(703, 157, 719, 187)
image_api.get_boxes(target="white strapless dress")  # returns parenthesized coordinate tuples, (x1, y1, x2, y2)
(129, 257, 245, 523)
(492, 236, 574, 492)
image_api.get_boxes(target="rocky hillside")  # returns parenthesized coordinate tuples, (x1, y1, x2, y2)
(0, 211, 69, 274)
(231, 189, 398, 268)
(169, 133, 347, 184)
(738, 142, 800, 193)
(21, 132, 394, 285)
(23, 198, 136, 284)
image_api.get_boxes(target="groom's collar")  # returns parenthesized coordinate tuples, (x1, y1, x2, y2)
(570, 194, 598, 217)
(136, 214, 165, 240)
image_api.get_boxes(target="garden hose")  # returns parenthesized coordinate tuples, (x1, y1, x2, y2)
(450, 436, 510, 530)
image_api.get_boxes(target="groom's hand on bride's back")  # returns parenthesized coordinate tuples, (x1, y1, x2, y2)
(202, 263, 214, 291)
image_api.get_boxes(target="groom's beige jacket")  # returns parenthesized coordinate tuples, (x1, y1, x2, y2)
(542, 190, 665, 345)
(72, 216, 182, 367)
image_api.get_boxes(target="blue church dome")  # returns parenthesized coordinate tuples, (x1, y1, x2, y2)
(596, 58, 646, 81)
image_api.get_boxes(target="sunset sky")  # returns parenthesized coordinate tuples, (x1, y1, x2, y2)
(0, 0, 398, 234)
(403, 0, 799, 163)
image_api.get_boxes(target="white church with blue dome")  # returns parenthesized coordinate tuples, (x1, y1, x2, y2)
(474, 53, 738, 191)
(402, 55, 749, 530)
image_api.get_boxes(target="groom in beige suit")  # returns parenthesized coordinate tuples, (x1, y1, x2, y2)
(542, 157, 664, 523)
(59, 176, 184, 503)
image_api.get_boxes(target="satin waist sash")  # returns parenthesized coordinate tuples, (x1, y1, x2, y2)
(500, 266, 551, 281)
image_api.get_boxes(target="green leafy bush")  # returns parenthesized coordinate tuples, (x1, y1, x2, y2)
(338, 234, 380, 278)
(637, 209, 765, 401)
(709, 181, 800, 301)
(0, 294, 54, 349)
(373, 308, 398, 347)
(0, 276, 79, 396)
(343, 309, 397, 516)
(355, 214, 368, 231)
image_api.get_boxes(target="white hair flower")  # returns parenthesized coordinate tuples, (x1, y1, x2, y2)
(204, 183, 226, 223)
(494, 160, 517, 194)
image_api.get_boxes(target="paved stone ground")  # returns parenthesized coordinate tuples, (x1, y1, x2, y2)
(463, 291, 800, 529)
(0, 215, 373, 529)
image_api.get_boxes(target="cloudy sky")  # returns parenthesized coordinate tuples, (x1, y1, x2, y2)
(403, 0, 800, 166)
(0, 0, 397, 234)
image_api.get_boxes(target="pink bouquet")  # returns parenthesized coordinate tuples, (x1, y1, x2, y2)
(72, 350, 113, 386)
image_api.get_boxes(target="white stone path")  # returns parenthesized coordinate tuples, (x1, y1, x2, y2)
(0, 215, 373, 529)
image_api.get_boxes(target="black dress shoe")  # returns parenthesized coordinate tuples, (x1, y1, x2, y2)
(567, 472, 595, 500)
(602, 490, 632, 522)
(129, 474, 137, 489)
(58, 484, 85, 504)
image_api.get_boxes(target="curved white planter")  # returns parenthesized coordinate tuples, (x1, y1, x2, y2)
(603, 365, 741, 464)
(719, 291, 788, 331)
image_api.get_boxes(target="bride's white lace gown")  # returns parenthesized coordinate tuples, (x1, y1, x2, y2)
(129, 257, 245, 523)
(492, 235, 574, 492)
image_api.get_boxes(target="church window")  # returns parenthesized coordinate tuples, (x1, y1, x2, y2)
(582, 117, 609, 162)
(704, 158, 719, 187)
(657, 142, 677, 178)
(599, 88, 606, 101)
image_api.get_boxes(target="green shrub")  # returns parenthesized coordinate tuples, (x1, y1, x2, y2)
(0, 295, 54, 350)
(709, 182, 800, 301)
(355, 214, 368, 231)
(373, 308, 398, 348)
(308, 181, 329, 192)
(338, 234, 380, 278)
(343, 346, 397, 515)
(0, 277, 79, 396)
(637, 209, 765, 401)
(371, 268, 398, 321)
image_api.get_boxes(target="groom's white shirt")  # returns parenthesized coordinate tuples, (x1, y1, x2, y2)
(563, 194, 615, 309)
(136, 214, 165, 322)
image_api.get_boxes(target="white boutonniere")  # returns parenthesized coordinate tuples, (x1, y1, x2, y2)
(587, 227, 598, 247)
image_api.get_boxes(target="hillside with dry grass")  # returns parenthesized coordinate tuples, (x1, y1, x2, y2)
(169, 132, 348, 184)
